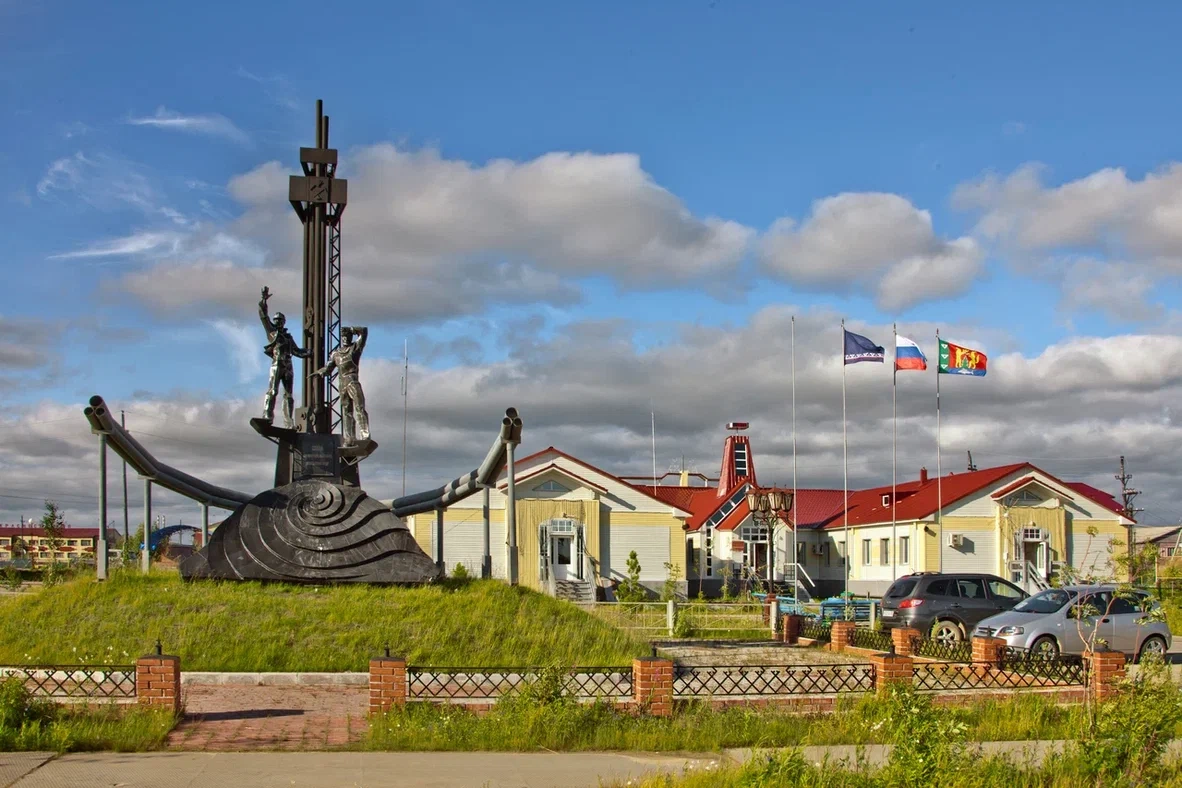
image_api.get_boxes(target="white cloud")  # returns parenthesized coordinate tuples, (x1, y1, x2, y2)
(111, 144, 751, 322)
(36, 152, 188, 226)
(127, 107, 250, 145)
(209, 320, 266, 384)
(758, 193, 983, 311)
(1057, 259, 1162, 322)
(954, 162, 1182, 265)
(9, 311, 1182, 527)
(50, 231, 184, 260)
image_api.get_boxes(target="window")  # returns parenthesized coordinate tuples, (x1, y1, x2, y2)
(1108, 596, 1143, 615)
(836, 540, 845, 567)
(861, 539, 871, 566)
(733, 442, 748, 476)
(925, 578, 957, 596)
(886, 579, 917, 598)
(536, 480, 571, 493)
(987, 578, 1024, 601)
(898, 536, 910, 564)
(824, 542, 831, 567)
(81, 539, 91, 547)
(956, 577, 986, 599)
(1007, 489, 1043, 505)
(881, 494, 891, 507)
(879, 538, 889, 565)
(740, 523, 769, 542)
(704, 485, 749, 530)
(704, 526, 713, 577)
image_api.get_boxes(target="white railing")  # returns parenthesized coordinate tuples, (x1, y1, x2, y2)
(581, 601, 767, 637)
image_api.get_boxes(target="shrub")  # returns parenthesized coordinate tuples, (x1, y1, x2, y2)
(1, 566, 22, 593)
(616, 551, 646, 603)
(451, 563, 470, 581)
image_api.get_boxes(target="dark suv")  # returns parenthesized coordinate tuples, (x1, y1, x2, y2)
(880, 573, 1028, 643)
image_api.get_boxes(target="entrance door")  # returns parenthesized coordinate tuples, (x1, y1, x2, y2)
(552, 535, 573, 581)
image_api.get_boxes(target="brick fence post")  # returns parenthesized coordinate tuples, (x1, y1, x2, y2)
(869, 653, 913, 693)
(830, 620, 856, 652)
(135, 652, 181, 714)
(781, 614, 803, 644)
(762, 593, 777, 627)
(369, 655, 408, 714)
(633, 657, 673, 717)
(1084, 649, 1126, 702)
(971, 636, 1006, 667)
(891, 627, 921, 657)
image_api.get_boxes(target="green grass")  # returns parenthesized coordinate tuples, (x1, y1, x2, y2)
(1163, 598, 1182, 635)
(0, 570, 649, 671)
(365, 693, 1104, 752)
(0, 703, 176, 753)
(609, 750, 1182, 788)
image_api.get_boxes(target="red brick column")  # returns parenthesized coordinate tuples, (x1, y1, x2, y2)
(135, 653, 181, 714)
(781, 614, 803, 644)
(633, 657, 673, 717)
(971, 636, 1006, 667)
(1084, 650, 1126, 701)
(891, 627, 921, 656)
(830, 620, 856, 652)
(870, 653, 913, 693)
(369, 656, 408, 714)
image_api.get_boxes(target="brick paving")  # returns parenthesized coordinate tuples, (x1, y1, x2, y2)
(168, 684, 368, 751)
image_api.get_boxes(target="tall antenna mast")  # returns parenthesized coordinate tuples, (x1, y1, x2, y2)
(966, 451, 977, 472)
(401, 338, 409, 497)
(651, 408, 657, 493)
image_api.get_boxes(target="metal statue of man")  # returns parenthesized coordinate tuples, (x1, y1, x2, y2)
(313, 326, 370, 445)
(258, 287, 310, 429)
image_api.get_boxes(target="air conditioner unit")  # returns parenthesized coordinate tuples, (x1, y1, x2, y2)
(810, 544, 825, 556)
(947, 533, 965, 549)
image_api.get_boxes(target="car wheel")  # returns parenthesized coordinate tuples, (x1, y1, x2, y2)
(1136, 635, 1168, 664)
(1030, 635, 1059, 659)
(931, 620, 964, 644)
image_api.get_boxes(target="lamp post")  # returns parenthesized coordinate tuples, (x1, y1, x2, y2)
(745, 487, 794, 589)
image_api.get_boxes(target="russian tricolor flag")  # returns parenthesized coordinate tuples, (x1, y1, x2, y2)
(895, 336, 928, 371)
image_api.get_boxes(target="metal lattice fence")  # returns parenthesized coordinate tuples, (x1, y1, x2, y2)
(800, 619, 832, 642)
(913, 654, 1086, 692)
(849, 628, 894, 652)
(407, 668, 632, 701)
(0, 666, 136, 699)
(673, 663, 875, 697)
(913, 637, 973, 663)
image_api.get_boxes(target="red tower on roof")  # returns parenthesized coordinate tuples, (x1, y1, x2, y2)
(717, 422, 756, 498)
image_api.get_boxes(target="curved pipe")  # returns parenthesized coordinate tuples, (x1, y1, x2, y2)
(85, 395, 253, 511)
(391, 408, 522, 518)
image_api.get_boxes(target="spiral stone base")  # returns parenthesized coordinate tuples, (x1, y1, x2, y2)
(180, 479, 441, 585)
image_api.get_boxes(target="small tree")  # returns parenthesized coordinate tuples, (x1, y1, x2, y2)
(660, 561, 682, 602)
(615, 550, 646, 603)
(39, 500, 67, 586)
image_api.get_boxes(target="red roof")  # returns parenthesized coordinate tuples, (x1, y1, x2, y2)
(991, 475, 1075, 501)
(1064, 482, 1129, 519)
(647, 485, 718, 514)
(0, 526, 116, 539)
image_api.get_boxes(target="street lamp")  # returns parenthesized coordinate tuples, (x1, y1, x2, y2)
(744, 486, 795, 586)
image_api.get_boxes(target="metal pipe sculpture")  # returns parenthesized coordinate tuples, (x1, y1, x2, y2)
(85, 396, 252, 510)
(391, 409, 522, 518)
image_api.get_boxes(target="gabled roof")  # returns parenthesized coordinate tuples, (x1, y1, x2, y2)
(647, 485, 718, 513)
(505, 446, 693, 517)
(991, 475, 1075, 502)
(1064, 483, 1128, 519)
(497, 463, 609, 494)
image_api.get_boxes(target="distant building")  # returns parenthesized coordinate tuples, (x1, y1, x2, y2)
(1136, 525, 1182, 559)
(0, 526, 119, 567)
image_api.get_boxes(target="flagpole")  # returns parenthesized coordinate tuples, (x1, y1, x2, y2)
(892, 323, 897, 582)
(791, 315, 798, 602)
(936, 328, 943, 574)
(842, 319, 849, 599)
(401, 338, 408, 497)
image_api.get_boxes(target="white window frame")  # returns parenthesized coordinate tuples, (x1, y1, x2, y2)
(898, 536, 910, 564)
(862, 539, 871, 566)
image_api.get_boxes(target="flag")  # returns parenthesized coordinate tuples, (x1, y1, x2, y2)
(843, 329, 885, 364)
(895, 336, 927, 371)
(938, 338, 987, 376)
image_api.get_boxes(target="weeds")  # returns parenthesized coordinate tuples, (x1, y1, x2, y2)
(0, 677, 175, 752)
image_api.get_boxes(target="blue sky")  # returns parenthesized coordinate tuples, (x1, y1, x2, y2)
(4, 1, 1182, 525)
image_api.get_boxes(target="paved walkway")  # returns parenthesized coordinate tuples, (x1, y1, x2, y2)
(7, 742, 1181, 787)
(168, 684, 368, 750)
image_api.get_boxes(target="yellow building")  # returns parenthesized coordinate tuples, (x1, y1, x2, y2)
(0, 527, 115, 567)
(785, 463, 1135, 597)
(400, 447, 693, 600)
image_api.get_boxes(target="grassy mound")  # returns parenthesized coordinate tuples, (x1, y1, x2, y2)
(0, 570, 648, 671)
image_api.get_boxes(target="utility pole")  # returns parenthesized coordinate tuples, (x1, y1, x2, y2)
(1116, 456, 1143, 581)
(121, 411, 129, 552)
(966, 451, 977, 472)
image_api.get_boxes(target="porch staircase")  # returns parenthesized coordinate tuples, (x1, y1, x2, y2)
(554, 580, 596, 603)
(781, 563, 814, 603)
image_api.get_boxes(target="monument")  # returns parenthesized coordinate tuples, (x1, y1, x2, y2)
(175, 101, 440, 584)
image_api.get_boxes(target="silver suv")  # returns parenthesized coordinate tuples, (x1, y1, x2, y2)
(974, 585, 1172, 662)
